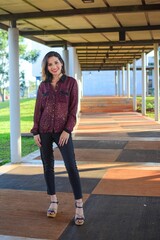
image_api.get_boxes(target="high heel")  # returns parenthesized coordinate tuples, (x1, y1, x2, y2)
(75, 202, 85, 226)
(47, 201, 58, 218)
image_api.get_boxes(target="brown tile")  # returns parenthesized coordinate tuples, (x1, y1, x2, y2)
(92, 168, 160, 197)
(125, 141, 160, 150)
(74, 112, 160, 139)
(34, 148, 122, 162)
(54, 148, 122, 162)
(0, 189, 89, 239)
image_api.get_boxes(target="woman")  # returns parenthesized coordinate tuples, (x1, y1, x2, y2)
(31, 51, 84, 226)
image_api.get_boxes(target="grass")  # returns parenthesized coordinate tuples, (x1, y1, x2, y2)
(0, 98, 38, 166)
(136, 96, 155, 118)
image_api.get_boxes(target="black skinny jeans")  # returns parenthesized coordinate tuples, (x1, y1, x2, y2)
(40, 132, 82, 200)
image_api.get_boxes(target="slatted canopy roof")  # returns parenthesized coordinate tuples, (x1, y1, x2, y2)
(0, 0, 159, 71)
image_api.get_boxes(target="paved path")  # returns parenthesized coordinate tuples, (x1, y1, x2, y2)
(1, 112, 160, 240)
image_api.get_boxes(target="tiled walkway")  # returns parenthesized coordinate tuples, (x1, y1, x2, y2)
(1, 112, 160, 240)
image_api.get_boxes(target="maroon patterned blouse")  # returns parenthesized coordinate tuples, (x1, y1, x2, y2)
(30, 75, 78, 135)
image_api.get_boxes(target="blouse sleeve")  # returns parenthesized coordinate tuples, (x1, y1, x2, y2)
(30, 83, 43, 135)
(64, 79, 78, 133)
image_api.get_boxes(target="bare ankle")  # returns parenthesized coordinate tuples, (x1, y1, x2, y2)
(50, 194, 57, 202)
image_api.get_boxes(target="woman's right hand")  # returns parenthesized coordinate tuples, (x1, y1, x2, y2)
(34, 134, 41, 147)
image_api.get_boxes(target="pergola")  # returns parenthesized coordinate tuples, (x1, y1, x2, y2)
(0, 0, 159, 163)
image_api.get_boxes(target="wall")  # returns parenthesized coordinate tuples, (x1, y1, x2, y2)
(82, 69, 143, 96)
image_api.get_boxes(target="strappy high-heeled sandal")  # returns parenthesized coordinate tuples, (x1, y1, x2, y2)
(75, 202, 85, 226)
(47, 201, 58, 218)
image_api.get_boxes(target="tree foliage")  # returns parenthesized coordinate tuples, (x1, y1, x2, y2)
(0, 30, 40, 101)
(0, 30, 8, 101)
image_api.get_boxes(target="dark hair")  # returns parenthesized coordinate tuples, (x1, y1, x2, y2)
(41, 51, 65, 82)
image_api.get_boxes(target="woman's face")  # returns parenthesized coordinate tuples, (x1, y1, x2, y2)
(47, 56, 63, 77)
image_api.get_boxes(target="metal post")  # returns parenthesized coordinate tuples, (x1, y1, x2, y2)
(118, 70, 121, 96)
(154, 43, 159, 121)
(133, 59, 137, 111)
(122, 66, 125, 96)
(142, 52, 146, 115)
(115, 70, 118, 96)
(127, 63, 130, 98)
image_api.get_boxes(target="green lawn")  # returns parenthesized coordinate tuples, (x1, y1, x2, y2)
(0, 98, 38, 165)
(136, 96, 155, 118)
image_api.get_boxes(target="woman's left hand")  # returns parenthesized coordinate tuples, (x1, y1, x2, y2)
(59, 131, 70, 146)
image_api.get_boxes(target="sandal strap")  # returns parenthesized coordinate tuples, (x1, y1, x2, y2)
(75, 203, 83, 208)
(75, 202, 85, 225)
(75, 216, 85, 226)
(48, 201, 58, 211)
(75, 216, 85, 220)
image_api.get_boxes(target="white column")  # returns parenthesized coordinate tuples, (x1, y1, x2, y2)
(8, 25, 21, 163)
(62, 46, 69, 75)
(81, 75, 84, 97)
(118, 70, 121, 96)
(122, 66, 125, 96)
(115, 71, 118, 96)
(133, 59, 137, 111)
(127, 63, 130, 97)
(142, 52, 146, 115)
(68, 47, 82, 116)
(154, 43, 159, 121)
(68, 47, 75, 78)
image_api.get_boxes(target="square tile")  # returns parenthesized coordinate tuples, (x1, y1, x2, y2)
(60, 194, 160, 240)
(93, 168, 160, 196)
(0, 189, 89, 239)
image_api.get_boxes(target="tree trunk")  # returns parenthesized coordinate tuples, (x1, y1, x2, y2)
(0, 88, 5, 102)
